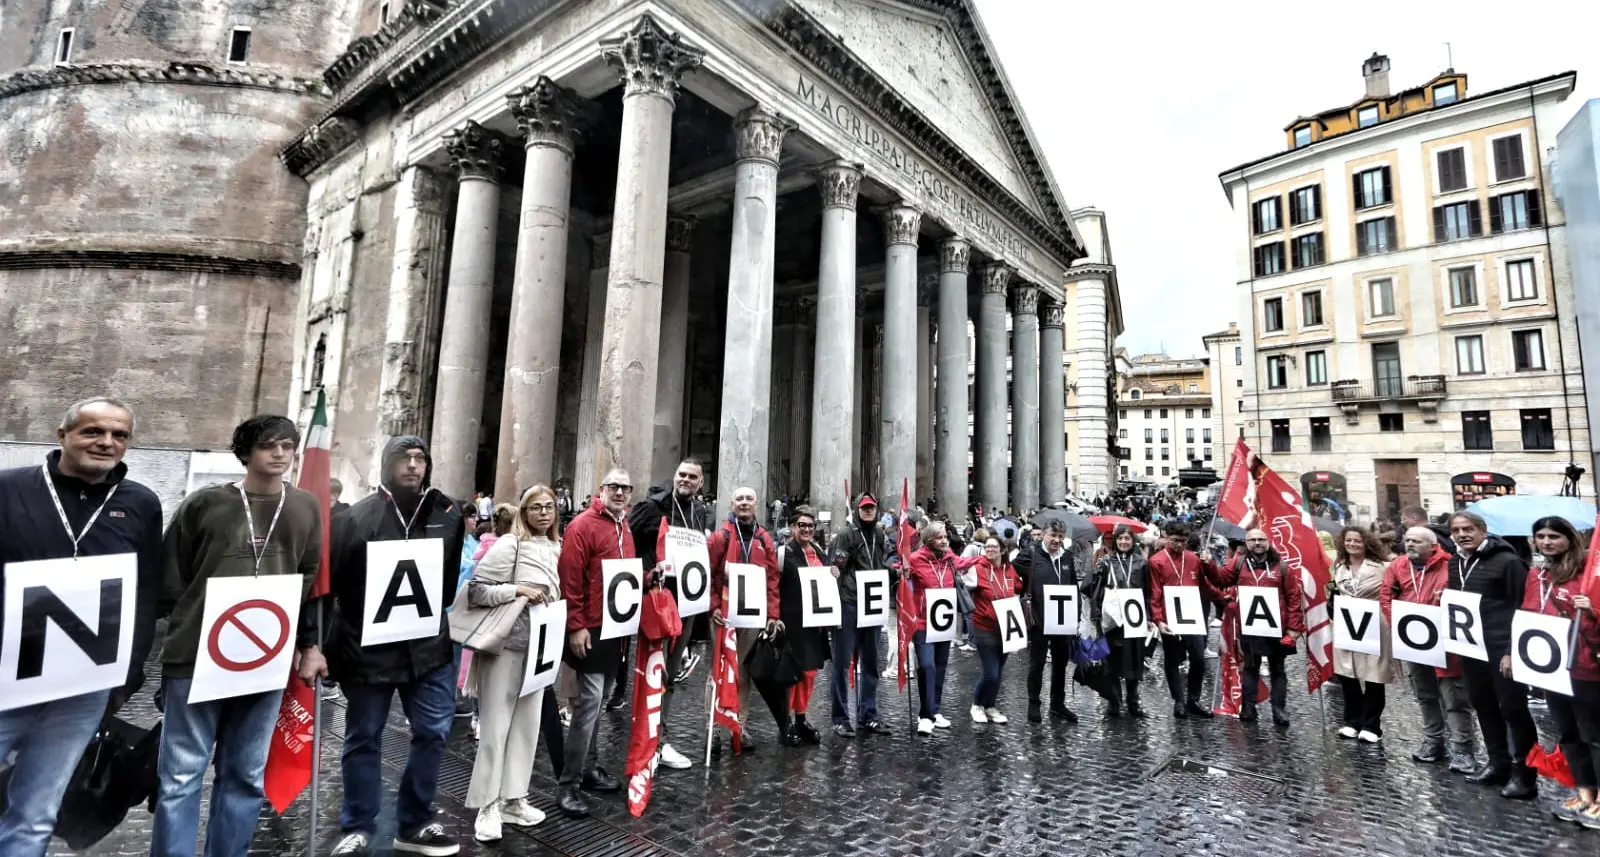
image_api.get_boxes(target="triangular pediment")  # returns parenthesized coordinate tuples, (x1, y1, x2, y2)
(791, 0, 1052, 221)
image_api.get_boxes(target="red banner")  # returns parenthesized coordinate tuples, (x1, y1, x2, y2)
(712, 623, 742, 753)
(1215, 438, 1255, 526)
(1253, 461, 1335, 694)
(1212, 597, 1269, 716)
(625, 635, 668, 816)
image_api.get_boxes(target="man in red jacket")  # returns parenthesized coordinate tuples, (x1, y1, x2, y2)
(1382, 527, 1476, 771)
(708, 487, 783, 742)
(1148, 523, 1220, 719)
(555, 469, 638, 818)
(1214, 529, 1305, 725)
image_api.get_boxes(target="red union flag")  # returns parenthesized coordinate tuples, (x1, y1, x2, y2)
(712, 620, 742, 753)
(896, 478, 916, 694)
(1252, 459, 1336, 694)
(1213, 597, 1270, 716)
(1215, 438, 1255, 526)
(625, 636, 668, 816)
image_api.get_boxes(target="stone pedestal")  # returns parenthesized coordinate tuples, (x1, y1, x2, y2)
(935, 239, 970, 520)
(976, 263, 1011, 514)
(1039, 299, 1067, 505)
(431, 122, 505, 500)
(916, 274, 935, 507)
(878, 203, 920, 508)
(809, 161, 862, 523)
(1010, 283, 1040, 513)
(650, 214, 696, 486)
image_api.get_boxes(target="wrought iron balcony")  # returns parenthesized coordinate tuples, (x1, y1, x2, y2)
(1330, 375, 1446, 423)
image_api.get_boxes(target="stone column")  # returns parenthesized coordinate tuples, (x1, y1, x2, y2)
(810, 161, 862, 524)
(976, 263, 1011, 515)
(714, 107, 790, 520)
(376, 165, 449, 446)
(1039, 297, 1067, 505)
(864, 322, 884, 497)
(878, 203, 920, 507)
(429, 122, 506, 500)
(1010, 282, 1041, 512)
(650, 214, 696, 486)
(591, 15, 704, 486)
(767, 297, 798, 502)
(935, 238, 970, 520)
(492, 78, 584, 501)
(574, 233, 610, 497)
(915, 273, 935, 507)
(789, 297, 815, 497)
(1071, 277, 1113, 498)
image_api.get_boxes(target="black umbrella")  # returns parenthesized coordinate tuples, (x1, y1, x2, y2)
(1208, 518, 1247, 541)
(1028, 508, 1099, 542)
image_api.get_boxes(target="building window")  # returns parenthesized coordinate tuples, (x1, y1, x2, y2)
(1118, 428, 1128, 439)
(1204, 446, 1214, 461)
(380, 1, 392, 24)
(1144, 409, 1153, 419)
(1310, 417, 1332, 452)
(1271, 419, 1290, 452)
(1144, 428, 1153, 442)
(1379, 413, 1405, 433)
(1356, 217, 1397, 256)
(1146, 466, 1155, 476)
(1300, 291, 1324, 326)
(1521, 408, 1555, 450)
(1292, 233, 1324, 268)
(1203, 427, 1213, 442)
(1237, 379, 1243, 387)
(1462, 411, 1493, 451)
(1129, 389, 1141, 400)
(1145, 448, 1153, 461)
(1185, 447, 1196, 462)
(1160, 408, 1169, 419)
(1161, 448, 1170, 461)
(1188, 383, 1199, 393)
(1263, 297, 1285, 332)
(1512, 329, 1546, 371)
(56, 28, 75, 64)
(1437, 148, 1468, 192)
(1253, 197, 1282, 234)
(1368, 278, 1395, 317)
(1357, 105, 1380, 128)
(1492, 135, 1527, 182)
(1186, 428, 1195, 442)
(1160, 428, 1169, 442)
(1118, 409, 1127, 420)
(1234, 346, 1242, 366)
(228, 27, 252, 63)
(1491, 191, 1542, 233)
(1433, 201, 1481, 242)
(1293, 126, 1311, 148)
(1305, 350, 1328, 385)
(1506, 259, 1539, 302)
(1448, 267, 1480, 308)
(1161, 467, 1171, 477)
(1290, 186, 1322, 225)
(1202, 408, 1212, 419)
(1266, 355, 1290, 389)
(1434, 82, 1458, 105)
(1353, 166, 1393, 210)
(1253, 243, 1286, 277)
(1121, 466, 1129, 478)
(1455, 335, 1486, 375)
(1185, 409, 1195, 420)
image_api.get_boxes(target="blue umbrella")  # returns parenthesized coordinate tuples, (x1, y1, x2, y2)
(1466, 495, 1597, 536)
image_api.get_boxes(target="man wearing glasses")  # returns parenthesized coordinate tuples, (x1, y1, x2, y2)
(555, 470, 638, 817)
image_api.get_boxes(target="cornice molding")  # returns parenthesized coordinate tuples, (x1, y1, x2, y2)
(0, 249, 301, 279)
(1063, 262, 1115, 282)
(323, 0, 448, 91)
(0, 60, 329, 102)
(282, 116, 364, 177)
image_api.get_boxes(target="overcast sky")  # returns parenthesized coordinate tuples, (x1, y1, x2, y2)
(978, 0, 1596, 358)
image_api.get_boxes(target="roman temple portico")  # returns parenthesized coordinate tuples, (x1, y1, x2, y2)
(283, 0, 1085, 524)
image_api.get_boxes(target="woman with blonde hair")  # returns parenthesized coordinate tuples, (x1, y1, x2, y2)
(1331, 526, 1393, 743)
(463, 486, 562, 841)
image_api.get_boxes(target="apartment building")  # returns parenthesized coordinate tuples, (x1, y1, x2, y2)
(1203, 322, 1247, 473)
(1114, 354, 1216, 486)
(1218, 54, 1590, 520)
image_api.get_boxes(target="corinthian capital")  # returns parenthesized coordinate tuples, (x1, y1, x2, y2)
(1011, 282, 1039, 317)
(600, 15, 705, 102)
(816, 160, 863, 211)
(981, 262, 1013, 295)
(880, 203, 922, 247)
(734, 107, 792, 165)
(506, 76, 589, 153)
(666, 214, 697, 253)
(939, 238, 970, 274)
(443, 121, 509, 182)
(1040, 299, 1065, 330)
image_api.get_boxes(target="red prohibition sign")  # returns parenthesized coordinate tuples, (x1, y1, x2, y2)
(207, 598, 291, 672)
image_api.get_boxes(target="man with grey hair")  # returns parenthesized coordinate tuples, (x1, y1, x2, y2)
(1382, 525, 1476, 771)
(0, 397, 163, 857)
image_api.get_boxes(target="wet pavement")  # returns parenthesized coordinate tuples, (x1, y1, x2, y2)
(48, 634, 1597, 857)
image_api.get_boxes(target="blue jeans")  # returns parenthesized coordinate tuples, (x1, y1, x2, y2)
(150, 678, 280, 857)
(974, 642, 1008, 708)
(339, 663, 454, 835)
(913, 632, 951, 719)
(829, 602, 881, 726)
(0, 689, 110, 857)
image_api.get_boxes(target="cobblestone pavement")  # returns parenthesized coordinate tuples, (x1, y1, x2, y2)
(49, 635, 1597, 857)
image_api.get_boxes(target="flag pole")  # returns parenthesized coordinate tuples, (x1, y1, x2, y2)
(703, 644, 717, 769)
(307, 596, 324, 856)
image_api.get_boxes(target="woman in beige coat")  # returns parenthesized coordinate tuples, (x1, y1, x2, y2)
(464, 485, 562, 842)
(1332, 526, 1394, 743)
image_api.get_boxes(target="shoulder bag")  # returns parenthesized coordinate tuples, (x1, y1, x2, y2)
(447, 541, 529, 654)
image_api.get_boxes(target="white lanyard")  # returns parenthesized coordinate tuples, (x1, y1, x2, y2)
(1046, 551, 1064, 584)
(1406, 562, 1425, 599)
(41, 464, 120, 559)
(1167, 550, 1188, 583)
(1535, 570, 1555, 612)
(1456, 551, 1483, 588)
(1110, 553, 1134, 589)
(238, 482, 288, 574)
(734, 523, 754, 562)
(987, 561, 1009, 597)
(1245, 557, 1271, 585)
(671, 493, 692, 528)
(381, 486, 429, 540)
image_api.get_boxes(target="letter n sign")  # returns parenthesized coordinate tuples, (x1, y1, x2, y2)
(1, 554, 137, 712)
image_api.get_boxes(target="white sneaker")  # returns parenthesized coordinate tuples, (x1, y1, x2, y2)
(1203, 648, 1219, 659)
(884, 667, 899, 680)
(985, 707, 1008, 724)
(1357, 730, 1382, 744)
(1209, 618, 1223, 628)
(330, 833, 371, 856)
(500, 797, 546, 827)
(916, 717, 934, 735)
(559, 707, 571, 727)
(657, 742, 693, 770)
(971, 705, 989, 723)
(474, 802, 503, 843)
(933, 713, 952, 729)
(470, 714, 480, 741)
(1337, 726, 1358, 739)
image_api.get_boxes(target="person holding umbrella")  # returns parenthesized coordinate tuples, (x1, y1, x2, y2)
(1086, 525, 1150, 718)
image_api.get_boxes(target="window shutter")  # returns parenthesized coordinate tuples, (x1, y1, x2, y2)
(1493, 139, 1509, 182)
(1528, 192, 1542, 227)
(1385, 217, 1397, 250)
(1356, 222, 1368, 255)
(1381, 166, 1392, 204)
(1251, 203, 1260, 235)
(1510, 141, 1526, 179)
(1352, 173, 1363, 209)
(1468, 200, 1482, 236)
(1433, 207, 1446, 242)
(1489, 197, 1503, 233)
(1312, 185, 1322, 220)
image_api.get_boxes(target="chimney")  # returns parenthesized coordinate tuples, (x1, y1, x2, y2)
(1362, 52, 1391, 98)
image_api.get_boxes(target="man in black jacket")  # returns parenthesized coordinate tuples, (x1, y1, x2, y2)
(826, 493, 895, 738)
(0, 398, 162, 857)
(325, 436, 464, 857)
(1014, 518, 1079, 724)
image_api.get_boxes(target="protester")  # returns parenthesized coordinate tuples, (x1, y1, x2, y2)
(1014, 518, 1079, 724)
(1398, 505, 1455, 557)
(0, 399, 163, 857)
(1147, 521, 1218, 719)
(1088, 525, 1150, 718)
(627, 459, 713, 770)
(150, 415, 325, 857)
(472, 503, 515, 562)
(325, 436, 464, 856)
(1524, 516, 1600, 824)
(1382, 526, 1477, 771)
(777, 505, 832, 744)
(1213, 529, 1304, 725)
(904, 520, 979, 734)
(827, 493, 895, 738)
(330, 476, 351, 516)
(708, 486, 785, 743)
(1331, 526, 1393, 743)
(1447, 511, 1538, 797)
(555, 469, 636, 817)
(462, 486, 562, 841)
(962, 535, 1019, 723)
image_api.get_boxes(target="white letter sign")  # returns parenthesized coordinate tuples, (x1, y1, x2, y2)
(726, 563, 767, 629)
(1238, 585, 1283, 638)
(1332, 597, 1382, 656)
(1041, 584, 1079, 636)
(994, 596, 1029, 653)
(798, 567, 841, 628)
(600, 558, 644, 640)
(1114, 590, 1148, 638)
(520, 600, 568, 697)
(855, 569, 890, 628)
(1390, 601, 1446, 668)
(924, 588, 958, 643)
(190, 574, 304, 704)
(1162, 585, 1206, 636)
(362, 537, 445, 647)
(0, 554, 137, 712)
(1511, 609, 1573, 696)
(662, 527, 710, 618)
(1440, 590, 1488, 662)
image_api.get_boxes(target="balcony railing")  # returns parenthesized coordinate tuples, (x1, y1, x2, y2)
(1330, 374, 1447, 403)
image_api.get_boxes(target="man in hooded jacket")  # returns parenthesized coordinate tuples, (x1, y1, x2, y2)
(325, 436, 464, 857)
(825, 493, 895, 738)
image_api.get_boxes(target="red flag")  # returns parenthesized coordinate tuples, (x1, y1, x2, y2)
(712, 622, 742, 753)
(1215, 438, 1255, 526)
(625, 635, 668, 816)
(1252, 460, 1336, 694)
(895, 479, 916, 694)
(263, 390, 332, 812)
(1212, 597, 1268, 715)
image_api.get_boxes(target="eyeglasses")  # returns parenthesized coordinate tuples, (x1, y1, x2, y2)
(525, 503, 556, 513)
(795, 522, 815, 530)
(603, 483, 634, 494)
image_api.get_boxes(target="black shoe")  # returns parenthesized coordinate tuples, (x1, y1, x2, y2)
(1050, 705, 1078, 723)
(1172, 702, 1188, 719)
(394, 822, 459, 856)
(1448, 749, 1477, 773)
(453, 697, 474, 719)
(1127, 702, 1148, 719)
(738, 735, 758, 752)
(862, 719, 892, 735)
(780, 726, 804, 747)
(1185, 701, 1215, 719)
(833, 722, 855, 739)
(1027, 702, 1042, 723)
(795, 721, 822, 745)
(1239, 703, 1258, 722)
(605, 686, 628, 711)
(1271, 705, 1290, 727)
(581, 766, 621, 793)
(1412, 744, 1445, 764)
(1105, 702, 1122, 719)
(1467, 763, 1511, 786)
(558, 785, 590, 818)
(1500, 769, 1538, 800)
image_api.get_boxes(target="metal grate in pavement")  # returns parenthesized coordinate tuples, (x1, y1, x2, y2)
(1145, 754, 1290, 800)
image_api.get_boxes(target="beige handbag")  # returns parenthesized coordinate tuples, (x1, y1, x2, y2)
(447, 541, 527, 654)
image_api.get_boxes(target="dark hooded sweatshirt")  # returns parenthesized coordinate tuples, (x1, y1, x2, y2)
(827, 511, 893, 606)
(326, 436, 463, 685)
(1448, 535, 1528, 657)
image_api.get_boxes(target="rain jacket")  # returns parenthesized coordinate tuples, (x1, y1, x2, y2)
(1447, 535, 1528, 657)
(1148, 547, 1222, 627)
(557, 494, 636, 633)
(708, 516, 780, 620)
(827, 511, 894, 606)
(1213, 549, 1306, 635)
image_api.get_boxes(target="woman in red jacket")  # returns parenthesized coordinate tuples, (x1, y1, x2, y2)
(1525, 516, 1600, 827)
(961, 535, 1020, 724)
(905, 521, 982, 735)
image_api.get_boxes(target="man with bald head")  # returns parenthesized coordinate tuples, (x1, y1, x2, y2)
(709, 487, 783, 742)
(1213, 528, 1304, 725)
(1382, 526, 1476, 770)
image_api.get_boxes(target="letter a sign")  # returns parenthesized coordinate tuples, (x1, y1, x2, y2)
(190, 574, 304, 704)
(1, 554, 137, 712)
(363, 538, 445, 647)
(994, 596, 1029, 654)
(1238, 586, 1283, 638)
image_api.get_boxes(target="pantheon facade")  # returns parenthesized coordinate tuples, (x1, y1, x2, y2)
(284, 0, 1092, 524)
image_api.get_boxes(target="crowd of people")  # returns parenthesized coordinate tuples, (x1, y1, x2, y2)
(2, 397, 1598, 857)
